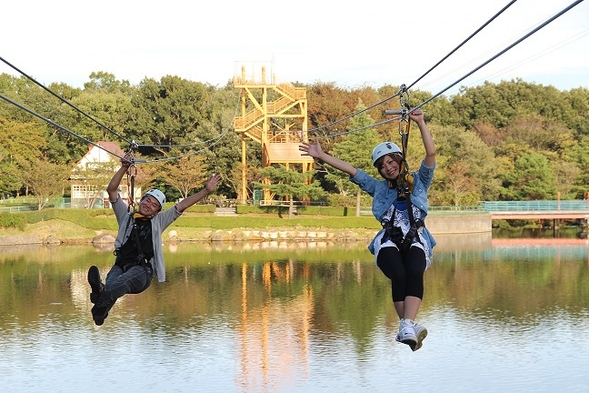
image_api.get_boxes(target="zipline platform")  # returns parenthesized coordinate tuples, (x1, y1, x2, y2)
(264, 142, 314, 164)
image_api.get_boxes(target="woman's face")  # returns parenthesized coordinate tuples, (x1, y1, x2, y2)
(377, 154, 401, 180)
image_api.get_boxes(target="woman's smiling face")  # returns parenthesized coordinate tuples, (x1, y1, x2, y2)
(378, 154, 401, 180)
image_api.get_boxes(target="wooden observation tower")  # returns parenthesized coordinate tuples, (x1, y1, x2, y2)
(233, 65, 314, 203)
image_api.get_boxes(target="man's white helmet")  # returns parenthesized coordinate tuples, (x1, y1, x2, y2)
(142, 189, 166, 209)
(371, 142, 402, 166)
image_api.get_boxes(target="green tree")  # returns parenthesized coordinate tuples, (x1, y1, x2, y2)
(431, 124, 500, 203)
(162, 155, 209, 199)
(500, 152, 557, 200)
(325, 101, 381, 214)
(129, 76, 214, 149)
(0, 117, 47, 196)
(19, 157, 71, 210)
(257, 166, 326, 218)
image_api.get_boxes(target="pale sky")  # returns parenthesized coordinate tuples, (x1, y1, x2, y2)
(2, 0, 588, 96)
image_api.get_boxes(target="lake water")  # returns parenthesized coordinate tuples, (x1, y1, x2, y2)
(1, 233, 588, 393)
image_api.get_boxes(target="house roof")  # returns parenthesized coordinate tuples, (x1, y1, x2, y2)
(76, 141, 125, 166)
(98, 141, 125, 157)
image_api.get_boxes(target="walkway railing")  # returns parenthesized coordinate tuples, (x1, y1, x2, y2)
(482, 200, 589, 212)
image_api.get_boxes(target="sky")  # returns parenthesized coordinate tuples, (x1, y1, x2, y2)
(1, 0, 588, 97)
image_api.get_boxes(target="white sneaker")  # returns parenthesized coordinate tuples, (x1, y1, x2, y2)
(397, 319, 418, 350)
(413, 323, 428, 351)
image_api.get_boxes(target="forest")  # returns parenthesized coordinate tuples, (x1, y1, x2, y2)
(0, 71, 588, 208)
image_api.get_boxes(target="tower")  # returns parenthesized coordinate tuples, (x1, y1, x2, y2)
(233, 65, 314, 203)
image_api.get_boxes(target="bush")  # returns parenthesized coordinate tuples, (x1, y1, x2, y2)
(183, 204, 216, 213)
(0, 212, 27, 230)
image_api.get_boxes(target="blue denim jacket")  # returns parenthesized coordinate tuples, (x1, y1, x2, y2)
(349, 160, 437, 258)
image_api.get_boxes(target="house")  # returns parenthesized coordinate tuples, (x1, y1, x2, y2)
(70, 141, 142, 209)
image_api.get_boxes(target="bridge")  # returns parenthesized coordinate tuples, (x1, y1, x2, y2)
(482, 200, 589, 220)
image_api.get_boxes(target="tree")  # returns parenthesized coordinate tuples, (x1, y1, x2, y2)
(257, 166, 326, 218)
(162, 155, 209, 199)
(500, 153, 557, 200)
(325, 101, 381, 214)
(0, 117, 47, 196)
(444, 161, 480, 206)
(129, 76, 215, 149)
(19, 157, 71, 210)
(431, 124, 501, 203)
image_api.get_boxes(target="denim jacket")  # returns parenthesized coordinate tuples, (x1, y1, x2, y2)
(112, 195, 182, 282)
(349, 160, 437, 258)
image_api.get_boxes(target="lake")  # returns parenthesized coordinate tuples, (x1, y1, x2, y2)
(1, 233, 588, 393)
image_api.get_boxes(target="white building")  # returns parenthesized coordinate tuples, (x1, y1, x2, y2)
(70, 141, 141, 209)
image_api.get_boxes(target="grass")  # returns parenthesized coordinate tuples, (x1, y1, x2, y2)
(1, 209, 382, 243)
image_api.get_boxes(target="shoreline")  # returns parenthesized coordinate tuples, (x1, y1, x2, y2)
(0, 213, 495, 247)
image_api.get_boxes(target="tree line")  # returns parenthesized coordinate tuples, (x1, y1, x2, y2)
(0, 71, 588, 208)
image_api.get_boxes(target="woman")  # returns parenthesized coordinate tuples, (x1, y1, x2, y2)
(299, 108, 436, 351)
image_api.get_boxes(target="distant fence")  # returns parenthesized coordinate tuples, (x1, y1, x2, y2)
(482, 200, 589, 212)
(483, 200, 589, 220)
(1, 197, 588, 218)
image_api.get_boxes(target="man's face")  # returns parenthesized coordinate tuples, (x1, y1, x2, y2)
(138, 195, 161, 216)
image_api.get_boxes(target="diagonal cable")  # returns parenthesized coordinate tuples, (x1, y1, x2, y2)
(409, 0, 585, 113)
(406, 0, 518, 90)
(0, 55, 133, 145)
(0, 94, 125, 160)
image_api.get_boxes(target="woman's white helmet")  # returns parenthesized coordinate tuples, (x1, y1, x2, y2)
(142, 189, 166, 209)
(372, 142, 402, 166)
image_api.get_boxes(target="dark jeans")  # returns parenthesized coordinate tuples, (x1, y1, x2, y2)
(93, 263, 153, 319)
(376, 245, 426, 302)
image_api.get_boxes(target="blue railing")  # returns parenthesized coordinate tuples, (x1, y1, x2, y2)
(482, 200, 589, 212)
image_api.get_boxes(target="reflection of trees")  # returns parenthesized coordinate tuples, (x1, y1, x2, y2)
(428, 241, 589, 319)
(1, 241, 589, 383)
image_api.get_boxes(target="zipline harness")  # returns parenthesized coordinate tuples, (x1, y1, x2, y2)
(125, 140, 140, 212)
(384, 84, 414, 195)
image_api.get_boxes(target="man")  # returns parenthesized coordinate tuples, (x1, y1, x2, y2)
(87, 154, 221, 325)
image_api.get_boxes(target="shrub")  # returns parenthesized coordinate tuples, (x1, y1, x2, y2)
(0, 213, 27, 230)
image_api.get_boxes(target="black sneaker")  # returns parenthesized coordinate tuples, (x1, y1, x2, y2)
(87, 266, 102, 304)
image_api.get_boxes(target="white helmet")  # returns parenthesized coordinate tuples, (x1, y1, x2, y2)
(142, 189, 166, 209)
(372, 142, 402, 166)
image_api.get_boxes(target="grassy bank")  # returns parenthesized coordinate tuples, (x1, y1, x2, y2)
(0, 208, 382, 244)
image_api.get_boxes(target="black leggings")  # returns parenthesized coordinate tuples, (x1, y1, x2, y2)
(377, 245, 426, 302)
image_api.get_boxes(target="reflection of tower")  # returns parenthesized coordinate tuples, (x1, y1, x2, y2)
(233, 65, 315, 203)
(237, 261, 313, 392)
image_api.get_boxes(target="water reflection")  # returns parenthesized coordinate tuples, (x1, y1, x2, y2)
(0, 236, 588, 393)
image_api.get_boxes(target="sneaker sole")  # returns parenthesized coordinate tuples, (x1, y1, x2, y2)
(401, 337, 418, 350)
(412, 328, 428, 352)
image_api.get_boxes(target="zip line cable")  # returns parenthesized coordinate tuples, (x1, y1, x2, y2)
(306, 89, 402, 136)
(1, 0, 583, 150)
(0, 90, 241, 164)
(0, 93, 124, 160)
(308, 0, 519, 139)
(0, 55, 134, 146)
(464, 27, 589, 89)
(408, 0, 585, 114)
(314, 0, 584, 140)
(0, 55, 237, 152)
(405, 0, 518, 91)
